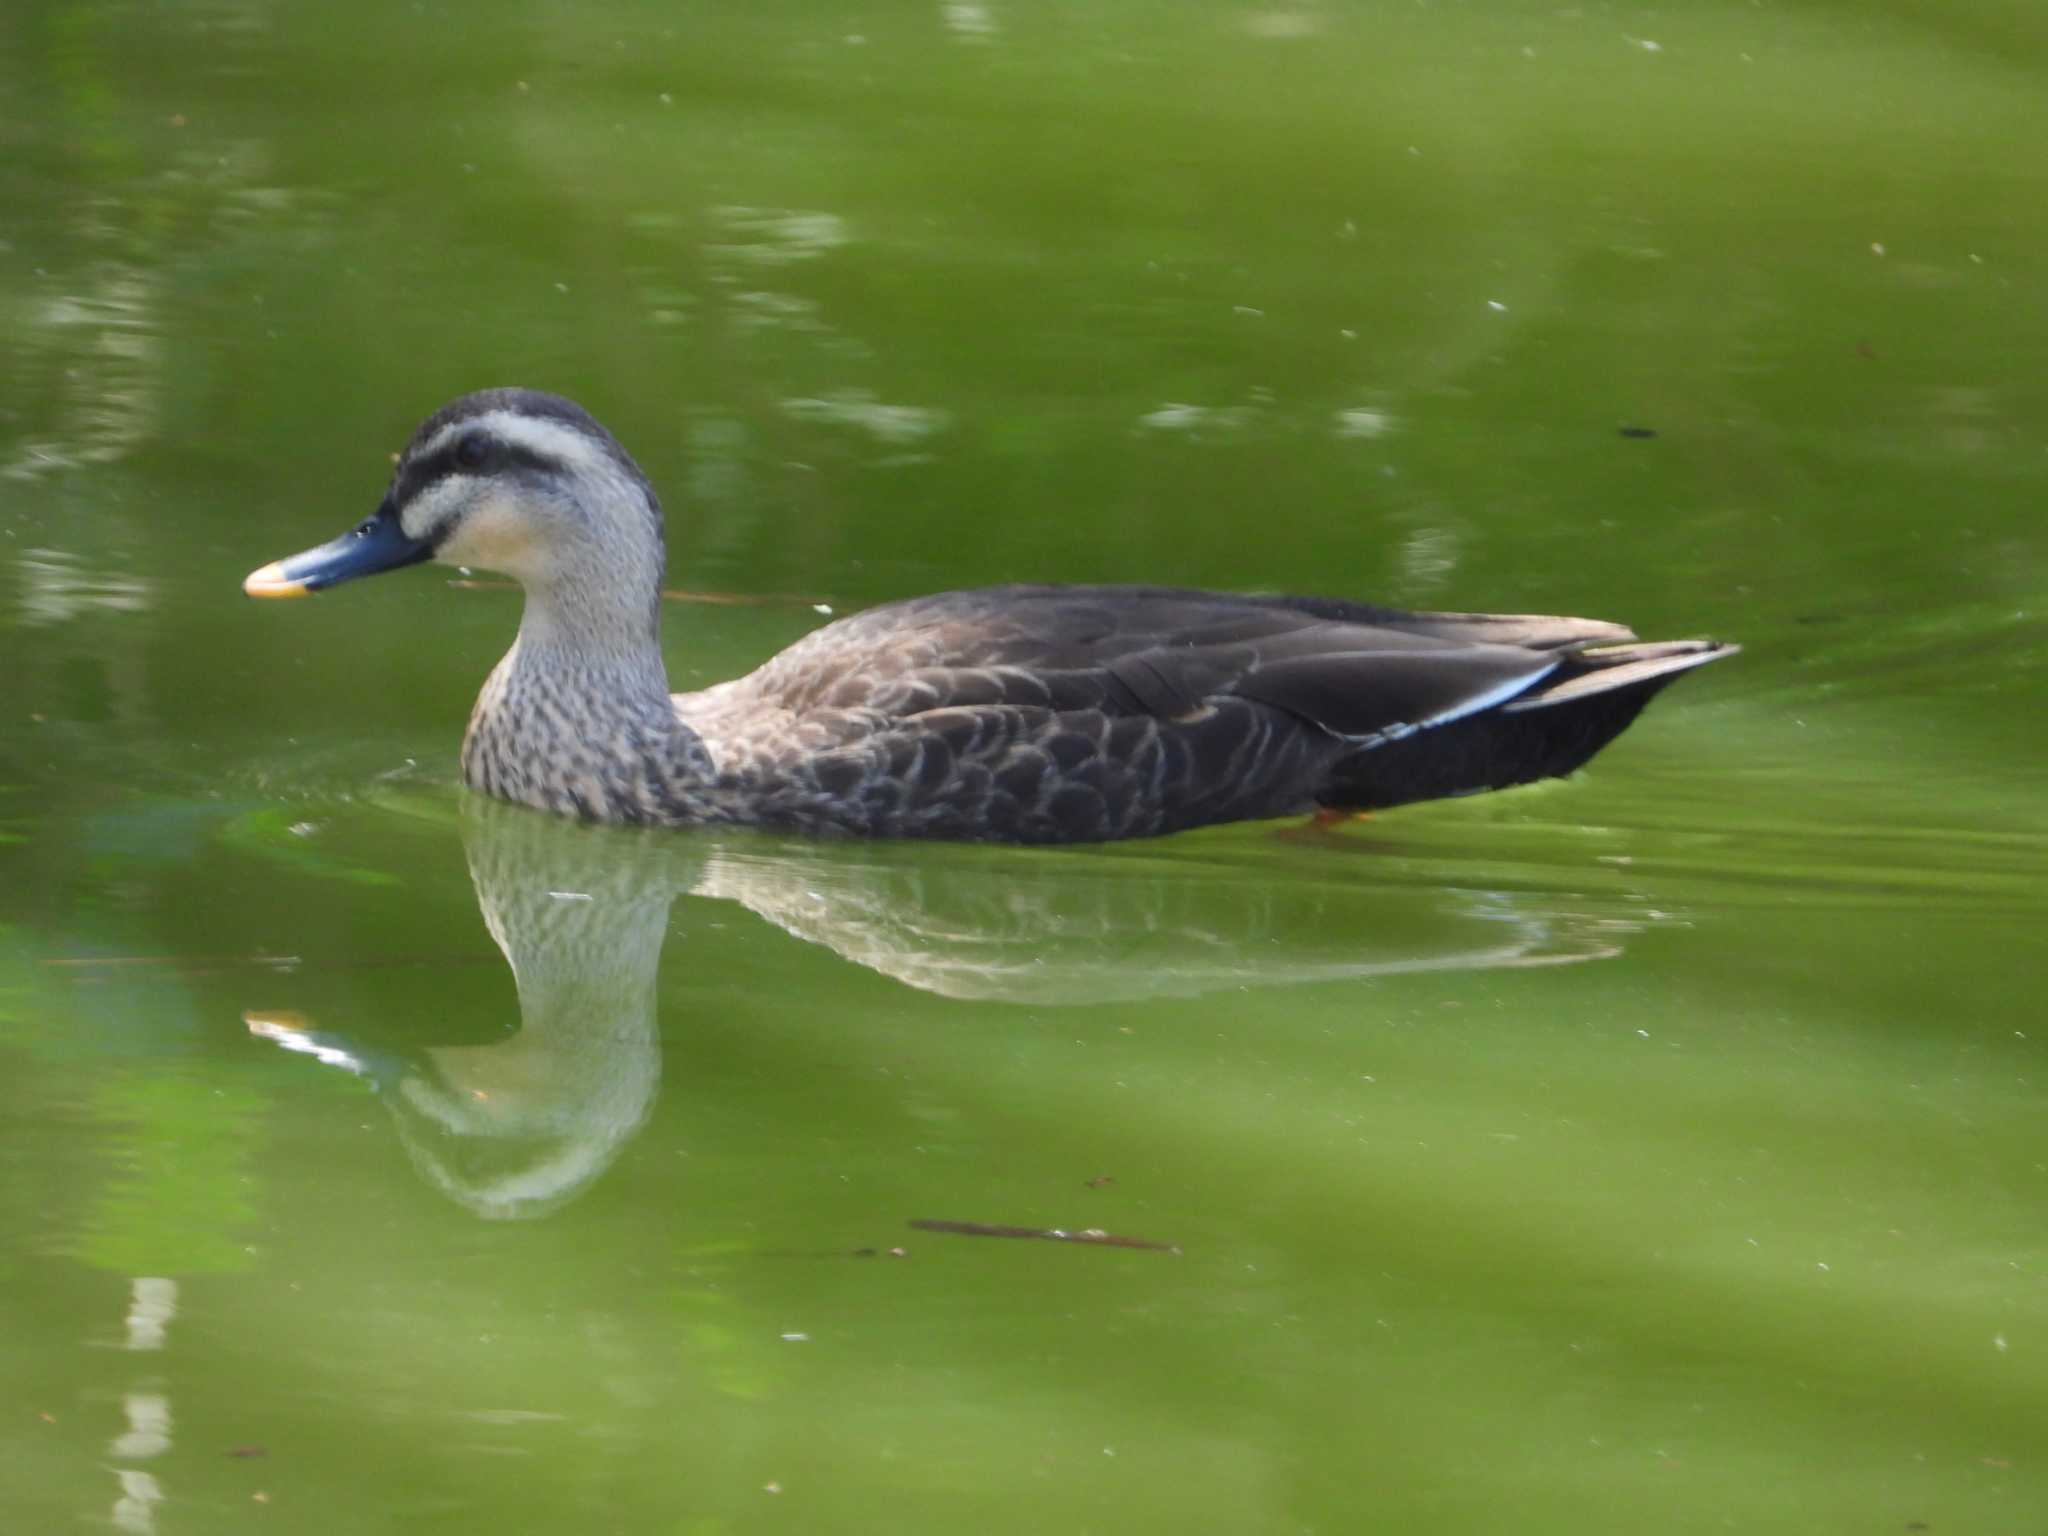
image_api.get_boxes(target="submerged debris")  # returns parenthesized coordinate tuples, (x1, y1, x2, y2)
(909, 1218, 1179, 1253)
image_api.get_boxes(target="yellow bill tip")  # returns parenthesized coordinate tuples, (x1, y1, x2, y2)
(243, 561, 311, 599)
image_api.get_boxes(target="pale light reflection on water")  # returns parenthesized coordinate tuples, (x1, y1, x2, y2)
(107, 1281, 178, 1535)
(3, 269, 162, 481)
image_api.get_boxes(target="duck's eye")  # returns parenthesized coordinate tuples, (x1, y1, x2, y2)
(456, 436, 491, 470)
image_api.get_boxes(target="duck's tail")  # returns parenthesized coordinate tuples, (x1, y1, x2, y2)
(1318, 637, 1738, 811)
(1501, 638, 1735, 711)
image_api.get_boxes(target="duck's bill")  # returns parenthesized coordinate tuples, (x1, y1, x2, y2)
(243, 501, 432, 599)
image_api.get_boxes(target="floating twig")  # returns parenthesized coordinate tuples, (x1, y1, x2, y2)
(909, 1218, 1178, 1253)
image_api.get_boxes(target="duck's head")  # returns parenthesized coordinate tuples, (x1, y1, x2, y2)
(243, 389, 664, 614)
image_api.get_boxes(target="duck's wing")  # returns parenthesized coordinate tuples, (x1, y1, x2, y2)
(718, 584, 1607, 744)
(684, 586, 1731, 841)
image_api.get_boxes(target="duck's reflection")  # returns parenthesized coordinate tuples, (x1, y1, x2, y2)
(251, 802, 674, 1220)
(692, 844, 1618, 1003)
(251, 798, 1634, 1218)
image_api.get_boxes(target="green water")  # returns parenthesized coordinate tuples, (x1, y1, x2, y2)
(4, 1, 2045, 1531)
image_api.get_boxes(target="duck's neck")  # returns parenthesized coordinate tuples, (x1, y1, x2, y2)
(460, 566, 717, 824)
(514, 562, 671, 703)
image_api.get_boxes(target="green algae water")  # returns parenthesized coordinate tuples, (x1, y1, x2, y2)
(3, 1, 2046, 1531)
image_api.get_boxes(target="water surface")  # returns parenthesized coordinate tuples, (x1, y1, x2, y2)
(3, 2, 2045, 1532)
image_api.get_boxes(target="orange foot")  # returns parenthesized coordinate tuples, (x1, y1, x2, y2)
(1307, 806, 1374, 830)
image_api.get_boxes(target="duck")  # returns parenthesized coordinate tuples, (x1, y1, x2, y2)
(242, 388, 1735, 843)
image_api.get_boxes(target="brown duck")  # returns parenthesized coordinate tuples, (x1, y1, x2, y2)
(243, 389, 1735, 842)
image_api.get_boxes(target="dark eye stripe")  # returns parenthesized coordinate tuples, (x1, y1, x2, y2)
(394, 439, 562, 505)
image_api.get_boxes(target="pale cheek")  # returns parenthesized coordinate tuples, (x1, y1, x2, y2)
(437, 506, 540, 580)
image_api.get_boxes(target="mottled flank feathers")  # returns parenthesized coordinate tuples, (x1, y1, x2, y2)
(468, 581, 1733, 841)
